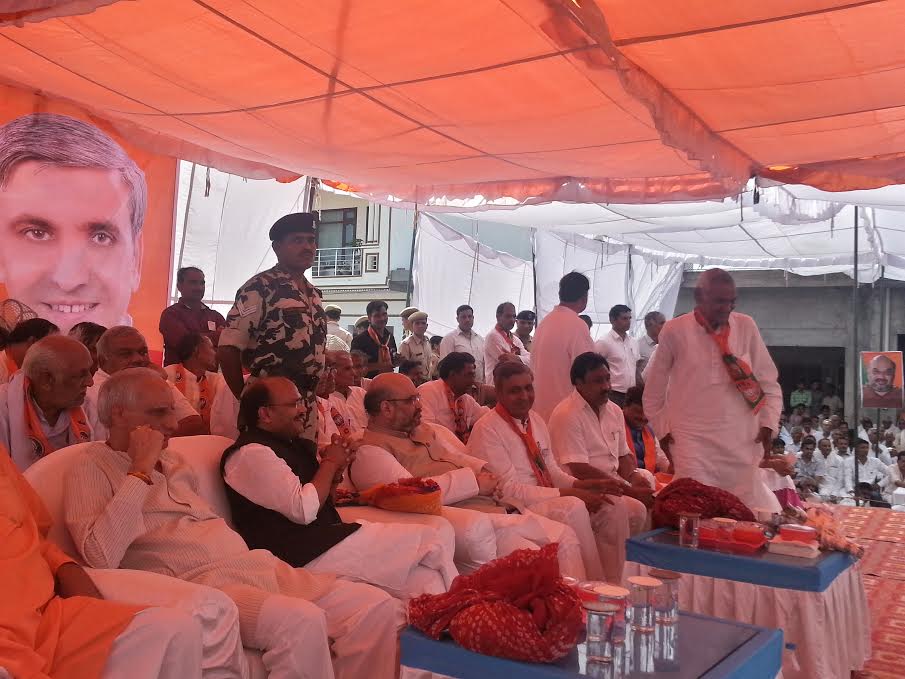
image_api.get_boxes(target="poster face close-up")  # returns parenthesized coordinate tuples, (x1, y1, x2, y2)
(860, 351, 905, 410)
(0, 87, 175, 353)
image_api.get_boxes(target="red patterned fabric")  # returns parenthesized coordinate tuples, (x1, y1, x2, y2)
(408, 543, 582, 663)
(652, 477, 755, 528)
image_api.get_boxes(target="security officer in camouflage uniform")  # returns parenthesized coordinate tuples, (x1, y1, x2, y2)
(218, 212, 327, 442)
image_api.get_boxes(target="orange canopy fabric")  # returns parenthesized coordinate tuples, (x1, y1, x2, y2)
(2, 0, 905, 204)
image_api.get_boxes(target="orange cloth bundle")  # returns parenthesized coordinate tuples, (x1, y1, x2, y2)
(409, 543, 582, 663)
(358, 477, 442, 515)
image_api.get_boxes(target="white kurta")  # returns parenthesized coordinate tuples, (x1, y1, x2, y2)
(530, 305, 595, 422)
(594, 330, 639, 393)
(483, 328, 530, 383)
(327, 321, 353, 347)
(643, 311, 782, 513)
(328, 387, 367, 432)
(438, 329, 485, 383)
(842, 456, 888, 493)
(548, 389, 631, 476)
(417, 379, 489, 435)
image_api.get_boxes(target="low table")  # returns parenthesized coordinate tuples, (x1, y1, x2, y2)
(401, 612, 782, 679)
(626, 528, 870, 679)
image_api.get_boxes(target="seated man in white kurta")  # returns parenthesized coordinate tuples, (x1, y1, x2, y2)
(546, 352, 650, 534)
(326, 351, 368, 433)
(86, 326, 205, 440)
(349, 372, 590, 580)
(466, 361, 631, 583)
(643, 269, 784, 514)
(63, 368, 404, 679)
(0, 335, 93, 471)
(418, 351, 489, 444)
(221, 377, 457, 599)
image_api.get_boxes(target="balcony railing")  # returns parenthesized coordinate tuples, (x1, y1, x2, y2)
(312, 246, 363, 277)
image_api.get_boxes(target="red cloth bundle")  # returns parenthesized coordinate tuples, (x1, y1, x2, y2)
(653, 477, 755, 528)
(408, 543, 582, 663)
(358, 477, 442, 515)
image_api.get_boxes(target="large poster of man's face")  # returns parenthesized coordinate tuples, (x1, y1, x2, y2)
(0, 91, 175, 355)
(861, 351, 905, 409)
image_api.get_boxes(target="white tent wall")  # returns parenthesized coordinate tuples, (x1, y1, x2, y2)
(533, 231, 684, 339)
(173, 162, 308, 316)
(412, 214, 534, 338)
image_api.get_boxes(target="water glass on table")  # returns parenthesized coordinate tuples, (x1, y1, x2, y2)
(677, 512, 700, 548)
(581, 583, 629, 663)
(649, 568, 681, 625)
(627, 576, 662, 633)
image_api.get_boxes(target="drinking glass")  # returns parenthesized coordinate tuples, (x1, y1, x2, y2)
(628, 576, 661, 633)
(584, 584, 629, 662)
(649, 569, 681, 625)
(677, 512, 700, 548)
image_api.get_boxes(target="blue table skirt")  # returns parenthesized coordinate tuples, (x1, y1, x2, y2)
(401, 612, 782, 679)
(627, 528, 855, 592)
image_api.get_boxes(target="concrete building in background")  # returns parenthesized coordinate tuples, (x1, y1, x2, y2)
(675, 270, 905, 420)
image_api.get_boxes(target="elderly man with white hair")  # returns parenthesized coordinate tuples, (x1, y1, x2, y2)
(63, 367, 405, 679)
(84, 325, 205, 440)
(0, 334, 93, 471)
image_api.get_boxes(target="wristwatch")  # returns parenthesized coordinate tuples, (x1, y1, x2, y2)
(127, 471, 153, 485)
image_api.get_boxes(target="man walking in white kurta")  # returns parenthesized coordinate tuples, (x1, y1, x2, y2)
(643, 269, 784, 513)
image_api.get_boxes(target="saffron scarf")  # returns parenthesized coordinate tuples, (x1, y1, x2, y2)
(445, 382, 471, 444)
(172, 365, 212, 423)
(23, 377, 91, 458)
(693, 308, 765, 413)
(496, 325, 519, 353)
(368, 325, 392, 364)
(317, 398, 352, 442)
(494, 404, 553, 487)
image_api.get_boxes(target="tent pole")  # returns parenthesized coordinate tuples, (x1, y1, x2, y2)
(405, 205, 419, 307)
(852, 206, 860, 504)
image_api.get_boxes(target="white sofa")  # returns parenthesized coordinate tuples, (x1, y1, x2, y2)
(24, 435, 503, 678)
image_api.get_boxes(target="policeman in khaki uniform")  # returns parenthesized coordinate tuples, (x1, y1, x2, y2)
(398, 311, 432, 379)
(218, 212, 327, 443)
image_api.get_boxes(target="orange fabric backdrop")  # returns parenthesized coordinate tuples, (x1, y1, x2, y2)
(0, 84, 175, 359)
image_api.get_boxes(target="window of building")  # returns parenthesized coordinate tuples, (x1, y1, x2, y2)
(318, 208, 358, 249)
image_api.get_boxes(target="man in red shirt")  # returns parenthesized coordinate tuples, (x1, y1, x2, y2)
(159, 266, 226, 366)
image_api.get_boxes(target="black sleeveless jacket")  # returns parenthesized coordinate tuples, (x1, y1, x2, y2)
(221, 427, 359, 566)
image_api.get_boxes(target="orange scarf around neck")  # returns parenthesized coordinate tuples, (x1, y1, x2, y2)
(368, 326, 392, 364)
(24, 377, 91, 458)
(494, 404, 553, 487)
(172, 364, 212, 423)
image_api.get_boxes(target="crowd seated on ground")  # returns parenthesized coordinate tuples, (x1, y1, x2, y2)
(4, 267, 905, 679)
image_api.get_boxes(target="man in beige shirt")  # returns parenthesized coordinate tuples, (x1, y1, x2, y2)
(62, 367, 403, 679)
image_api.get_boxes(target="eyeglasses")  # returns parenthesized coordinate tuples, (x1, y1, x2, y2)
(385, 395, 421, 405)
(267, 399, 304, 408)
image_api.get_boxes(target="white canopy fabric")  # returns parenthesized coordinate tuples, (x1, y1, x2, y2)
(436, 183, 905, 283)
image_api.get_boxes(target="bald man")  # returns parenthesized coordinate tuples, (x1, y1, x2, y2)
(0, 335, 93, 470)
(643, 269, 784, 513)
(863, 354, 904, 408)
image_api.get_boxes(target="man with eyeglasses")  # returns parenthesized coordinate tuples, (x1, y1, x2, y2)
(349, 373, 590, 580)
(221, 375, 457, 599)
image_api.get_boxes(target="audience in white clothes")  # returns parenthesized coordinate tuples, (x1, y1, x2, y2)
(843, 439, 889, 495)
(349, 373, 590, 580)
(530, 272, 595, 421)
(483, 302, 530, 384)
(546, 352, 653, 516)
(867, 428, 893, 465)
(882, 429, 899, 457)
(592, 304, 638, 408)
(466, 361, 633, 583)
(785, 426, 804, 453)
(636, 311, 665, 379)
(63, 368, 404, 679)
(821, 384, 843, 414)
(793, 437, 824, 496)
(438, 305, 485, 384)
(799, 417, 819, 443)
(0, 335, 93, 471)
(85, 326, 204, 441)
(884, 452, 905, 504)
(816, 437, 846, 499)
(163, 332, 237, 439)
(221, 376, 457, 598)
(324, 305, 353, 346)
(326, 351, 368, 432)
(68, 320, 107, 376)
(418, 351, 489, 443)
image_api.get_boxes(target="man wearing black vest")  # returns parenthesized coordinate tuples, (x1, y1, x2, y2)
(221, 376, 457, 599)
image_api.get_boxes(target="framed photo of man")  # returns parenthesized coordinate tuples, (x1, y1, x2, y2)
(861, 351, 905, 409)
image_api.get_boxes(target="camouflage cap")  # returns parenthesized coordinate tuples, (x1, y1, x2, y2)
(269, 212, 318, 241)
